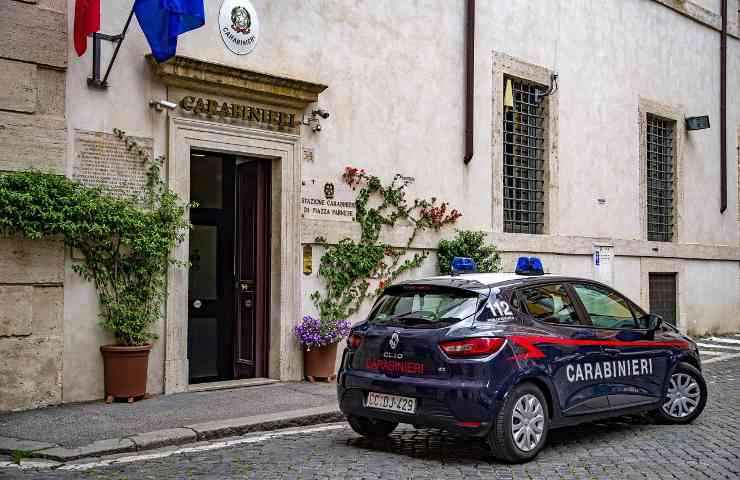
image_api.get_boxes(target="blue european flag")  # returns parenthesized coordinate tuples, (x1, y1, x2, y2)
(134, 0, 205, 63)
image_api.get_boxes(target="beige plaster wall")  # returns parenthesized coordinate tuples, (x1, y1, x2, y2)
(59, 0, 740, 399)
(680, 260, 740, 335)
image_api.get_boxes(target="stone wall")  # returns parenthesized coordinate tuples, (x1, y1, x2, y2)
(0, 0, 67, 411)
(0, 238, 65, 411)
(0, 0, 67, 173)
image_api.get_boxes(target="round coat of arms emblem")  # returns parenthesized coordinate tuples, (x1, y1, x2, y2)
(219, 0, 259, 55)
(323, 182, 335, 200)
(230, 6, 251, 34)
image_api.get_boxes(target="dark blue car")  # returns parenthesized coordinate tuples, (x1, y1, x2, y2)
(337, 257, 707, 463)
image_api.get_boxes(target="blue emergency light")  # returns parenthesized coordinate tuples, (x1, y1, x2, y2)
(451, 256, 477, 275)
(515, 256, 544, 276)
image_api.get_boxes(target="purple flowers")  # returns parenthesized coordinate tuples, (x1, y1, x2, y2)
(294, 315, 350, 348)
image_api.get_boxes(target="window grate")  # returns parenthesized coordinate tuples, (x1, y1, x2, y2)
(503, 76, 546, 234)
(649, 273, 677, 326)
(646, 114, 675, 242)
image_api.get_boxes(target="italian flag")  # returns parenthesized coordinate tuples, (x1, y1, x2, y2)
(74, 0, 100, 56)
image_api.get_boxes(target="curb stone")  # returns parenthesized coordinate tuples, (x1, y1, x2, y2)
(186, 405, 343, 440)
(36, 438, 136, 462)
(8, 405, 342, 463)
(0, 436, 58, 455)
(128, 428, 198, 451)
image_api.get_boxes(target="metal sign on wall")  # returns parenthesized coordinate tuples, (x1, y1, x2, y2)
(219, 0, 260, 55)
(592, 244, 614, 286)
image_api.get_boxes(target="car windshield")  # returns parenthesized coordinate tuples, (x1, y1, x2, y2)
(367, 286, 483, 329)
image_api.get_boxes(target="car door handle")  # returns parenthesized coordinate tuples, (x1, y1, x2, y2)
(604, 348, 620, 356)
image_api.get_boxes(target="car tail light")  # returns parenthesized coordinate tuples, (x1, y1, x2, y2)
(347, 333, 363, 349)
(439, 337, 505, 358)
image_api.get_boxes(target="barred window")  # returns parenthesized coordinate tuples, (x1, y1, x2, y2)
(503, 76, 546, 234)
(646, 114, 675, 242)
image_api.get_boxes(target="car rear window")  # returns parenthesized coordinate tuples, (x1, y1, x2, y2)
(367, 286, 482, 329)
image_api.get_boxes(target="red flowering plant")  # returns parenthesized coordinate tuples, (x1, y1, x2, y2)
(341, 166, 366, 189)
(418, 201, 462, 229)
(309, 168, 462, 326)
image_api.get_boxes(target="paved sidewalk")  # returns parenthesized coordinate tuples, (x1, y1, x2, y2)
(0, 381, 338, 460)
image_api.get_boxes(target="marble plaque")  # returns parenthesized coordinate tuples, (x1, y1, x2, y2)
(73, 130, 151, 199)
(301, 178, 356, 222)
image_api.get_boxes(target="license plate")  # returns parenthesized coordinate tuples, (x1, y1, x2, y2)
(366, 392, 416, 414)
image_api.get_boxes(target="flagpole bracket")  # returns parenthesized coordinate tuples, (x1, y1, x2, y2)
(87, 8, 135, 90)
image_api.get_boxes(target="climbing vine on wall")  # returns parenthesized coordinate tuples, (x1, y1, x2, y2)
(310, 167, 461, 324)
(0, 129, 191, 346)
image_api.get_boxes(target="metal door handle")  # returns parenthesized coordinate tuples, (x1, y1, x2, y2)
(604, 348, 620, 356)
(243, 299, 252, 308)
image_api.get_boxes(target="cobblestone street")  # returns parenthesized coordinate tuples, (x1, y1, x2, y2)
(2, 357, 738, 480)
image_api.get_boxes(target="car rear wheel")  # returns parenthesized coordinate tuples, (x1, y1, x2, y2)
(346, 415, 398, 438)
(650, 362, 707, 424)
(488, 382, 549, 463)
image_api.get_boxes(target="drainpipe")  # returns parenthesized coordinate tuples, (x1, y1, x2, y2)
(463, 0, 475, 164)
(720, 0, 727, 212)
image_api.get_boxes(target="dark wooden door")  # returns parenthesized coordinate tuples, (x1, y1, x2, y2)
(188, 154, 235, 383)
(234, 160, 270, 378)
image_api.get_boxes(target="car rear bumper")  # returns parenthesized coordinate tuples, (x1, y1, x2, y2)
(337, 369, 499, 437)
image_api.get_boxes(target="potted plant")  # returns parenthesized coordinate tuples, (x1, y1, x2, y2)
(89, 132, 189, 403)
(294, 315, 350, 381)
(0, 129, 189, 403)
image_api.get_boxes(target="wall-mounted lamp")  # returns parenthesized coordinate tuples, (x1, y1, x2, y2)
(302, 109, 330, 132)
(686, 115, 710, 131)
(534, 73, 559, 105)
(149, 99, 177, 112)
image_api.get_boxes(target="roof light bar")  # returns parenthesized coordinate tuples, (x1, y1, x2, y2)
(515, 256, 544, 276)
(451, 256, 477, 275)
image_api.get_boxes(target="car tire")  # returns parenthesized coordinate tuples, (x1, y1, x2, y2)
(650, 362, 707, 425)
(488, 382, 549, 464)
(346, 415, 398, 438)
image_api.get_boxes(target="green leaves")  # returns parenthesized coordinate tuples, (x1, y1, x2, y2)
(437, 230, 502, 275)
(311, 169, 462, 324)
(0, 131, 189, 346)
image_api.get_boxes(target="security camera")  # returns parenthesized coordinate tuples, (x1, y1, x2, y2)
(312, 109, 330, 119)
(313, 122, 322, 132)
(149, 99, 178, 112)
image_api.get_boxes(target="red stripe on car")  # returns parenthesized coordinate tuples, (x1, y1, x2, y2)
(508, 336, 690, 360)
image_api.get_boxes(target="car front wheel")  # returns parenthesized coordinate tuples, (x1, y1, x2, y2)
(651, 362, 707, 424)
(346, 415, 398, 438)
(488, 382, 549, 463)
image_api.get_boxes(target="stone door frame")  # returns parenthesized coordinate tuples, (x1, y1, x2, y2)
(165, 115, 302, 393)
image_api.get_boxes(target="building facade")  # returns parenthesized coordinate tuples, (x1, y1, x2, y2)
(1, 0, 739, 411)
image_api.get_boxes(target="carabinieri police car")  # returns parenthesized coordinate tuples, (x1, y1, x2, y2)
(337, 257, 707, 463)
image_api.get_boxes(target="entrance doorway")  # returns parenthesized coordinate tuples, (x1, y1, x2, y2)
(187, 150, 271, 383)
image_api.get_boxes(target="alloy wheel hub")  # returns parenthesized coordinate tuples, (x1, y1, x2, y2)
(662, 372, 701, 418)
(511, 394, 544, 452)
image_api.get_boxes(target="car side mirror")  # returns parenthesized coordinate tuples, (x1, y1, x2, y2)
(640, 313, 663, 331)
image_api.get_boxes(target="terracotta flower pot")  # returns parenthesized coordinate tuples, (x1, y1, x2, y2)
(100, 344, 152, 403)
(303, 342, 338, 382)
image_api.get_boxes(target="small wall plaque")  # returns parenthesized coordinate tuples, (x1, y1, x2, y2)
(303, 244, 313, 275)
(303, 147, 314, 162)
